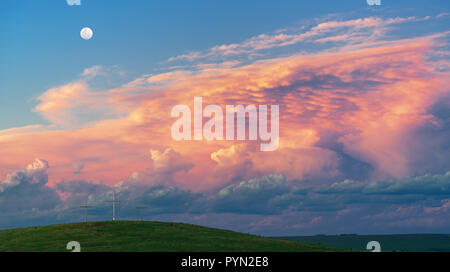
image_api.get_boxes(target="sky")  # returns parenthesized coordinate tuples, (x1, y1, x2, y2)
(0, 0, 449, 235)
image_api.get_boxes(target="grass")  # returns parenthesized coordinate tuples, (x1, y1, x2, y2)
(0, 221, 345, 252)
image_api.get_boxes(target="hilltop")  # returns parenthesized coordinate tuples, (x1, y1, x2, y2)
(0, 221, 344, 252)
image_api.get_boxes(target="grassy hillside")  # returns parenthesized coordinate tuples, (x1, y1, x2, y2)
(277, 234, 450, 252)
(0, 221, 344, 252)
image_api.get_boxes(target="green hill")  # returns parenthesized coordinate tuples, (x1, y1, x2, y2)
(276, 234, 450, 252)
(0, 221, 344, 252)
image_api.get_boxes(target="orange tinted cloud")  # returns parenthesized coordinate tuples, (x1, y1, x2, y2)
(0, 19, 448, 190)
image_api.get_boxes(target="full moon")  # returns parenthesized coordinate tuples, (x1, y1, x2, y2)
(80, 27, 93, 40)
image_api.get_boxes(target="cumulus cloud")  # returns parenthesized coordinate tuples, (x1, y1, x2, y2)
(72, 162, 84, 175)
(209, 172, 450, 217)
(56, 179, 110, 204)
(149, 148, 193, 175)
(116, 148, 194, 191)
(34, 82, 109, 127)
(0, 159, 61, 227)
(34, 65, 129, 127)
(1, 158, 449, 233)
(0, 159, 199, 227)
(123, 185, 204, 214)
(0, 158, 50, 192)
(213, 175, 289, 214)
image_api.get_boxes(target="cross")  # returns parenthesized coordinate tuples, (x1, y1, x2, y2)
(80, 201, 93, 223)
(105, 191, 122, 221)
(136, 206, 148, 221)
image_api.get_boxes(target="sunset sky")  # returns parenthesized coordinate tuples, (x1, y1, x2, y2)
(0, 0, 449, 235)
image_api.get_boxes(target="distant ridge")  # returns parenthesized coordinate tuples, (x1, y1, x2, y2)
(276, 234, 450, 252)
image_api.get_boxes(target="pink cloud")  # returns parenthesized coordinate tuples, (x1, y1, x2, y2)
(0, 17, 448, 192)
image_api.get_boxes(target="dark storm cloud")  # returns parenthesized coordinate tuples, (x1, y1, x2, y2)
(0, 159, 62, 228)
(210, 172, 450, 214)
(56, 179, 110, 204)
(212, 175, 290, 214)
(118, 185, 205, 215)
(0, 159, 60, 213)
(1, 159, 449, 233)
